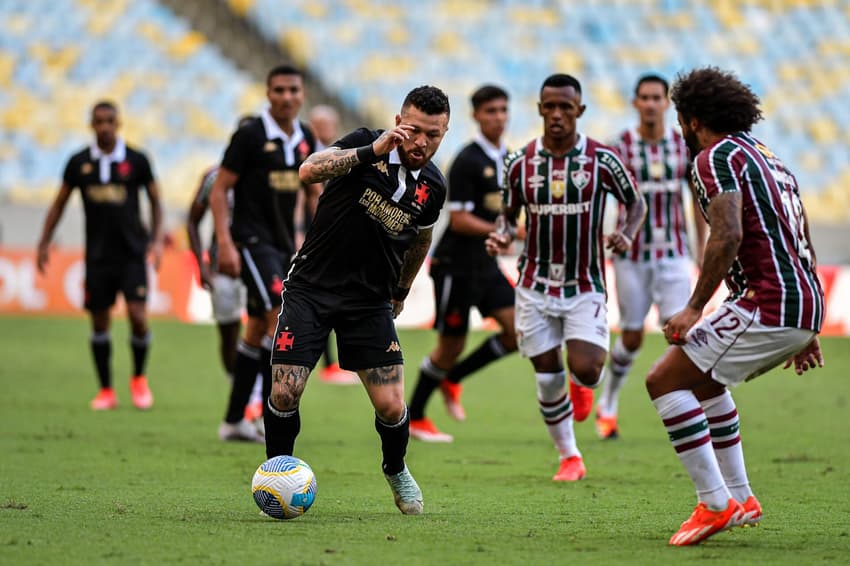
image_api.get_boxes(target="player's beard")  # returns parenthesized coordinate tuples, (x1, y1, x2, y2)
(398, 145, 428, 170)
(682, 128, 701, 156)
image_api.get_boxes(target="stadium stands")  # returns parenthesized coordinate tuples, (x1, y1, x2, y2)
(1, 1, 848, 222)
(234, 0, 850, 222)
(0, 0, 265, 206)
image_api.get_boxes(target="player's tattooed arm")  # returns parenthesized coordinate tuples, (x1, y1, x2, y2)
(360, 365, 402, 386)
(397, 226, 432, 290)
(299, 147, 361, 183)
(687, 191, 743, 311)
(271, 364, 311, 410)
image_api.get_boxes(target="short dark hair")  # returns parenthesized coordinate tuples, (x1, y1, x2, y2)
(671, 67, 763, 134)
(635, 73, 669, 97)
(540, 74, 582, 95)
(92, 100, 118, 115)
(470, 85, 509, 110)
(267, 64, 303, 86)
(402, 85, 450, 117)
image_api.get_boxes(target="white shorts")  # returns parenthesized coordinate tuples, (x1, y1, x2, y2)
(515, 286, 609, 358)
(211, 272, 246, 324)
(682, 300, 816, 387)
(614, 256, 692, 330)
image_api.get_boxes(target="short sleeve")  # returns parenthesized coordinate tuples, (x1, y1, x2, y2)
(330, 128, 376, 150)
(221, 127, 255, 176)
(446, 151, 477, 212)
(197, 169, 218, 204)
(503, 148, 525, 209)
(694, 143, 747, 200)
(137, 152, 155, 185)
(597, 147, 639, 205)
(62, 156, 78, 187)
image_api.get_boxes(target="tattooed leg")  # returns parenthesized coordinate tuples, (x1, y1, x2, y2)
(270, 364, 311, 411)
(359, 364, 406, 423)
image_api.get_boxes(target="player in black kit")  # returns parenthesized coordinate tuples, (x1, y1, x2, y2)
(408, 85, 518, 442)
(210, 64, 320, 442)
(37, 101, 162, 411)
(266, 86, 451, 515)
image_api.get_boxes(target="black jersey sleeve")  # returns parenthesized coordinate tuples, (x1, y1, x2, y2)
(447, 151, 477, 207)
(330, 128, 377, 150)
(136, 152, 155, 185)
(62, 155, 78, 188)
(220, 126, 255, 176)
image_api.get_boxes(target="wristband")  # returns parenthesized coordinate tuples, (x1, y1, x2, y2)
(392, 285, 410, 301)
(356, 144, 377, 164)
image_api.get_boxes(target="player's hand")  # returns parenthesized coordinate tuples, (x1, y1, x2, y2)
(605, 231, 633, 254)
(783, 337, 824, 375)
(372, 125, 414, 156)
(391, 299, 404, 319)
(662, 306, 701, 345)
(36, 243, 49, 275)
(218, 241, 241, 277)
(200, 262, 215, 290)
(485, 231, 512, 256)
(148, 240, 164, 271)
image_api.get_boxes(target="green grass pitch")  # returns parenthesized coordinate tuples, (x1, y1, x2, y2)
(1, 317, 848, 564)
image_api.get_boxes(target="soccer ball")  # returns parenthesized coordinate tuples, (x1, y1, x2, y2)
(251, 455, 317, 520)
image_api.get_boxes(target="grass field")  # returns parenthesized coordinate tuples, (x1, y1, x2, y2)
(1, 316, 848, 565)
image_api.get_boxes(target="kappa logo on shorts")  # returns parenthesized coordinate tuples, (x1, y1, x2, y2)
(275, 330, 295, 351)
(385, 341, 401, 353)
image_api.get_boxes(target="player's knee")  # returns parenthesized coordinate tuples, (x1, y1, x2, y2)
(499, 332, 518, 353)
(621, 330, 643, 352)
(374, 399, 406, 424)
(645, 361, 668, 399)
(270, 378, 302, 411)
(569, 357, 605, 388)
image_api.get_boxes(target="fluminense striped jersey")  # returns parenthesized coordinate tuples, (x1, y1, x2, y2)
(613, 127, 691, 261)
(693, 133, 824, 331)
(504, 134, 640, 298)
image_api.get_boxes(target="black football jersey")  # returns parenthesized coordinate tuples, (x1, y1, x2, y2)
(286, 128, 447, 300)
(431, 141, 504, 272)
(62, 144, 155, 263)
(221, 116, 316, 254)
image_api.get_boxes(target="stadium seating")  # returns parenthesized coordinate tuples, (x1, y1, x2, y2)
(0, 0, 265, 205)
(235, 0, 850, 221)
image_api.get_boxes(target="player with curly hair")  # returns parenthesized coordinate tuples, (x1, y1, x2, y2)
(647, 67, 825, 546)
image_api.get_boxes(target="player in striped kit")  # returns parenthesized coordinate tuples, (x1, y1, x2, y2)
(647, 67, 825, 546)
(595, 74, 707, 440)
(487, 74, 646, 481)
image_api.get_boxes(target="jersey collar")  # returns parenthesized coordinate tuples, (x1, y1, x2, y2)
(261, 108, 304, 166)
(90, 137, 126, 184)
(535, 132, 585, 158)
(388, 148, 421, 179)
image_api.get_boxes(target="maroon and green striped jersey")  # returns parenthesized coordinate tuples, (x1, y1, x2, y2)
(693, 133, 824, 331)
(504, 134, 640, 298)
(613, 127, 691, 261)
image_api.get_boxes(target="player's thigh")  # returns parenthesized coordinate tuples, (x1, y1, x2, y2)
(682, 302, 816, 387)
(269, 286, 330, 371)
(335, 302, 404, 373)
(431, 267, 474, 337)
(614, 259, 653, 331)
(515, 286, 562, 358)
(239, 244, 289, 317)
(84, 262, 121, 312)
(562, 292, 610, 352)
(211, 273, 245, 325)
(477, 261, 516, 321)
(651, 256, 693, 323)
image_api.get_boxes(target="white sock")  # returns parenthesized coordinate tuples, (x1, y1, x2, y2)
(701, 390, 753, 503)
(536, 371, 579, 460)
(598, 337, 637, 416)
(653, 390, 731, 510)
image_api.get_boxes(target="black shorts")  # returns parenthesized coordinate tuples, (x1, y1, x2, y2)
(239, 242, 291, 317)
(271, 285, 403, 372)
(85, 258, 147, 312)
(431, 260, 515, 336)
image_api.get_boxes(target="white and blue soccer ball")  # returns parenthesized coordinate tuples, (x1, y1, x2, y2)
(252, 455, 317, 520)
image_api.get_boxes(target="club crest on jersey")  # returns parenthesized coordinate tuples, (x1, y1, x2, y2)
(264, 141, 278, 152)
(483, 166, 496, 178)
(297, 140, 310, 160)
(414, 182, 430, 206)
(571, 169, 591, 190)
(372, 160, 388, 175)
(649, 161, 664, 180)
(551, 169, 567, 198)
(81, 162, 93, 175)
(117, 160, 132, 178)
